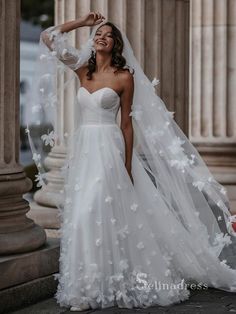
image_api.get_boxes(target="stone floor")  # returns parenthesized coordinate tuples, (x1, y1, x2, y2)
(10, 288, 236, 314)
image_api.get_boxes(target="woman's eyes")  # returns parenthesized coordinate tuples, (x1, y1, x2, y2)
(95, 33, 112, 38)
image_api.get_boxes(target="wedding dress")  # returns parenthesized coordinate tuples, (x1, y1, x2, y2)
(26, 21, 236, 310)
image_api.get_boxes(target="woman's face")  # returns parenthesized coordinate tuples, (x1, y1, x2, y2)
(93, 25, 114, 54)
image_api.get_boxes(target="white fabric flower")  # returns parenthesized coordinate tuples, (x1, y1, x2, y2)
(168, 137, 185, 155)
(136, 241, 145, 250)
(144, 126, 164, 144)
(167, 111, 175, 119)
(117, 224, 130, 239)
(34, 172, 44, 187)
(95, 238, 102, 247)
(32, 105, 41, 113)
(32, 153, 41, 163)
(192, 180, 206, 191)
(129, 109, 143, 121)
(105, 195, 113, 204)
(220, 187, 227, 195)
(130, 203, 138, 212)
(151, 77, 160, 87)
(119, 259, 129, 271)
(111, 218, 116, 225)
(165, 269, 171, 277)
(41, 130, 57, 147)
(39, 53, 47, 61)
(169, 155, 190, 172)
(213, 232, 232, 247)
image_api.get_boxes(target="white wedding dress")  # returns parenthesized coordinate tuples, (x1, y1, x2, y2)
(53, 85, 236, 309)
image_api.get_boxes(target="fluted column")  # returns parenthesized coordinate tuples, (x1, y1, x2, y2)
(28, 0, 93, 233)
(189, 0, 236, 212)
(0, 0, 46, 254)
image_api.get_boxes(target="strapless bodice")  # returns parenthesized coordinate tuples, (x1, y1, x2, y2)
(77, 87, 120, 125)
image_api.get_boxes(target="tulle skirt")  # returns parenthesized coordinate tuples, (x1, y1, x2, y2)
(54, 123, 236, 309)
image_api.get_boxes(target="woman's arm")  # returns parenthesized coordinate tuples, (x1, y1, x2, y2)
(40, 12, 105, 71)
(120, 71, 134, 183)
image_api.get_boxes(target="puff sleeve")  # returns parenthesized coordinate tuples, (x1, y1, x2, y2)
(41, 25, 93, 71)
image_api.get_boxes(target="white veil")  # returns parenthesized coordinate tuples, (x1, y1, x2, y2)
(26, 21, 236, 264)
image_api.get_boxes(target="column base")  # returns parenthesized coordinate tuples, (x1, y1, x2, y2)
(27, 201, 60, 229)
(0, 222, 46, 255)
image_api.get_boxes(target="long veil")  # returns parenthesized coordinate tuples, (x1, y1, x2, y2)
(26, 21, 236, 265)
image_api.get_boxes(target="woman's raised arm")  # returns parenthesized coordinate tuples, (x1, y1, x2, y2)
(40, 12, 105, 71)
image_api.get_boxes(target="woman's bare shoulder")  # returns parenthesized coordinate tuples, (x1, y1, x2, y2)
(118, 68, 134, 87)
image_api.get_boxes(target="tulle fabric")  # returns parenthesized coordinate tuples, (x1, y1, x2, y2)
(25, 21, 236, 309)
(54, 87, 236, 309)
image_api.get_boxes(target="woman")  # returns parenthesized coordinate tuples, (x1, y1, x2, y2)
(27, 11, 236, 311)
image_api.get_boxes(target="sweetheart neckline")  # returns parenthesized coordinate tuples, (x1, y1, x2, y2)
(79, 86, 120, 99)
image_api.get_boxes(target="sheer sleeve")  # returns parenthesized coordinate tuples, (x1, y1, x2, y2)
(41, 25, 92, 71)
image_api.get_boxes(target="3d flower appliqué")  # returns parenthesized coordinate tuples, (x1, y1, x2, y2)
(168, 137, 185, 155)
(95, 238, 102, 247)
(169, 155, 190, 172)
(117, 224, 130, 239)
(32, 153, 41, 163)
(192, 180, 206, 192)
(167, 111, 175, 119)
(220, 187, 227, 195)
(151, 77, 160, 87)
(119, 259, 129, 272)
(129, 109, 143, 121)
(41, 130, 57, 147)
(105, 195, 113, 204)
(130, 203, 138, 212)
(111, 218, 116, 225)
(34, 172, 45, 187)
(213, 232, 232, 247)
(144, 126, 164, 144)
(136, 241, 145, 250)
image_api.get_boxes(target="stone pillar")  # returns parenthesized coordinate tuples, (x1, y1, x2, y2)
(189, 0, 236, 212)
(0, 0, 46, 254)
(28, 0, 92, 233)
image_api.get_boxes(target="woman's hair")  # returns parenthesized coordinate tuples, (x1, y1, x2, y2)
(86, 22, 133, 80)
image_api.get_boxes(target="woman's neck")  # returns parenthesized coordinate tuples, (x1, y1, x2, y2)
(95, 52, 113, 73)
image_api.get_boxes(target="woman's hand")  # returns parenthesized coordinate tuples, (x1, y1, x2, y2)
(80, 11, 106, 27)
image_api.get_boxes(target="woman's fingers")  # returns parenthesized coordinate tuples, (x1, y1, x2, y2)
(89, 11, 106, 25)
(94, 11, 105, 21)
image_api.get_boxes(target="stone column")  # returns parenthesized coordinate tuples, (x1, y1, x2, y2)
(28, 0, 92, 233)
(0, 0, 46, 254)
(189, 0, 236, 212)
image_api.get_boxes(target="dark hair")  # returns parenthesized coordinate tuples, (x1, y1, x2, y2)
(86, 22, 133, 80)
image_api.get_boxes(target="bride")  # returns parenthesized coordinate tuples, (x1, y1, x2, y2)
(27, 11, 236, 311)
